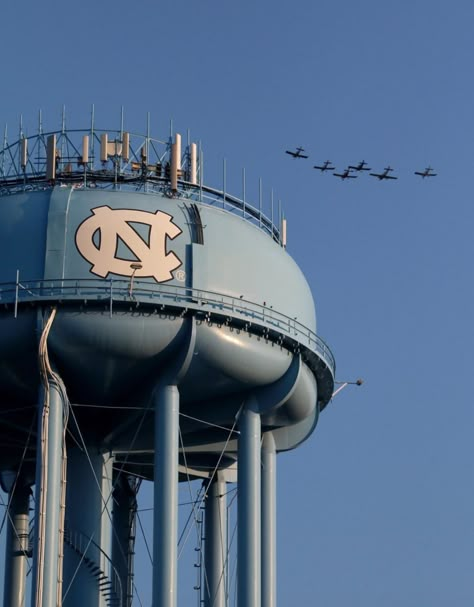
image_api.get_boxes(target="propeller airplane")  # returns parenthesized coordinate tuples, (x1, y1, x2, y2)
(369, 166, 398, 180)
(285, 147, 309, 159)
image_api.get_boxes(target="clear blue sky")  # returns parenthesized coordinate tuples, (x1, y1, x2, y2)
(1, 1, 474, 605)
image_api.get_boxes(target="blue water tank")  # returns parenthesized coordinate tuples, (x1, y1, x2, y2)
(0, 129, 335, 478)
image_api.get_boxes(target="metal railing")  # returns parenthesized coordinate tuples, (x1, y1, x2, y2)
(0, 127, 283, 244)
(0, 275, 335, 376)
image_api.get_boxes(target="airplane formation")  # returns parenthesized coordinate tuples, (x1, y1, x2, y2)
(285, 148, 437, 181)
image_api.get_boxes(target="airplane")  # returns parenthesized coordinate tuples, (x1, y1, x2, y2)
(414, 166, 437, 178)
(285, 147, 309, 159)
(369, 166, 398, 180)
(333, 168, 357, 180)
(313, 160, 335, 172)
(348, 160, 371, 172)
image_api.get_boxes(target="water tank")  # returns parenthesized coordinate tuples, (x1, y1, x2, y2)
(0, 120, 335, 607)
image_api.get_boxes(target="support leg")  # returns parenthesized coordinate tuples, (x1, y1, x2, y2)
(261, 433, 276, 607)
(204, 476, 227, 607)
(237, 402, 261, 607)
(3, 484, 30, 607)
(153, 385, 179, 607)
(31, 382, 65, 607)
(62, 449, 114, 607)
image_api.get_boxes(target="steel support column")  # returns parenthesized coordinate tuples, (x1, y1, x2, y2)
(63, 450, 115, 607)
(112, 476, 137, 607)
(31, 382, 65, 607)
(3, 484, 30, 607)
(261, 433, 276, 607)
(204, 476, 227, 607)
(153, 385, 179, 607)
(237, 402, 261, 607)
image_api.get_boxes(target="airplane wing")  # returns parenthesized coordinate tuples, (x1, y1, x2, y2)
(385, 175, 398, 180)
(285, 151, 296, 157)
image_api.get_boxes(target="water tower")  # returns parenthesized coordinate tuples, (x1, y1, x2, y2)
(0, 112, 335, 607)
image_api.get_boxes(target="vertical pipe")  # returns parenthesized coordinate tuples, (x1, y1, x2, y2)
(153, 384, 180, 607)
(31, 382, 65, 607)
(20, 138, 27, 171)
(14, 270, 19, 319)
(112, 477, 137, 607)
(170, 143, 178, 192)
(37, 112, 42, 174)
(237, 402, 261, 607)
(261, 433, 277, 607)
(46, 135, 56, 181)
(90, 104, 95, 167)
(99, 456, 114, 607)
(204, 477, 227, 607)
(3, 485, 30, 607)
(189, 143, 197, 185)
(175, 133, 181, 172)
(278, 201, 282, 245)
(2, 124, 7, 177)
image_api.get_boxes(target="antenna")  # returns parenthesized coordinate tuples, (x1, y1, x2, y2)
(20, 137, 27, 171)
(122, 132, 130, 163)
(170, 133, 181, 192)
(100, 133, 108, 163)
(189, 142, 197, 185)
(46, 134, 56, 180)
(81, 136, 89, 166)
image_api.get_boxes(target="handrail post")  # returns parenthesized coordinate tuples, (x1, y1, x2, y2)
(109, 279, 113, 318)
(14, 269, 19, 318)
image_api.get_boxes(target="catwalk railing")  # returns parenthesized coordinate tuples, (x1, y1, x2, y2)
(0, 276, 335, 377)
(0, 128, 284, 244)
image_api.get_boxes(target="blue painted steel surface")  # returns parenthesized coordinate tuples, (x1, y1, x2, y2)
(0, 188, 335, 486)
(261, 433, 276, 607)
(153, 385, 180, 607)
(237, 404, 261, 607)
(0, 125, 337, 607)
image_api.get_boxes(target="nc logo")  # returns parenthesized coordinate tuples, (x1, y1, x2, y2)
(75, 206, 183, 283)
